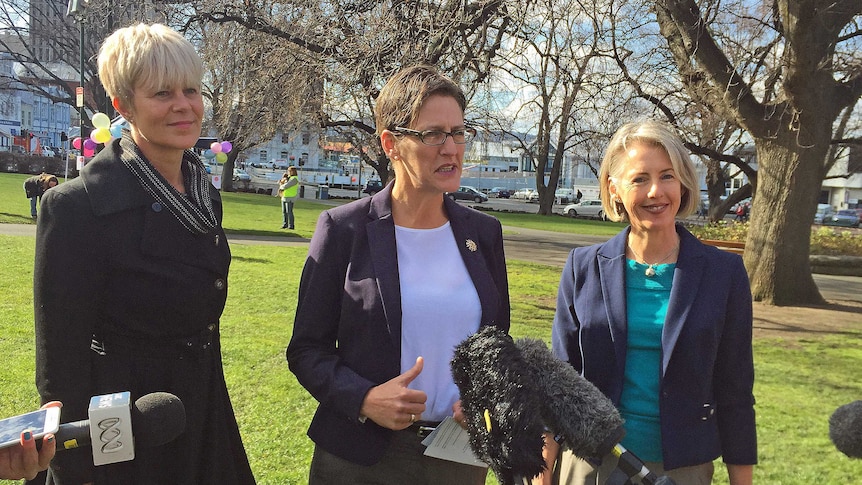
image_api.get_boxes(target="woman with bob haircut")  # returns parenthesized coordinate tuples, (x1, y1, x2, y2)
(32, 23, 255, 484)
(533, 120, 756, 485)
(288, 64, 510, 484)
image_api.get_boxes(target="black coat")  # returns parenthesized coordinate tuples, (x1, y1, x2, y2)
(33, 139, 255, 484)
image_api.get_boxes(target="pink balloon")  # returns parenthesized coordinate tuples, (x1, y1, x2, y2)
(72, 137, 82, 149)
(210, 142, 223, 153)
(83, 146, 95, 157)
(83, 138, 97, 151)
(220, 141, 233, 153)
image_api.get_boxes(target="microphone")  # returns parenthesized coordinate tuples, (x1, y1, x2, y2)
(54, 392, 186, 466)
(452, 327, 673, 485)
(450, 327, 547, 484)
(829, 400, 862, 458)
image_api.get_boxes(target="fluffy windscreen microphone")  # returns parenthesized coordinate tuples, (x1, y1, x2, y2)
(450, 327, 546, 485)
(515, 338, 625, 461)
(829, 400, 862, 458)
(131, 392, 186, 448)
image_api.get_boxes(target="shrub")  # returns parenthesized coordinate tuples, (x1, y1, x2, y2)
(686, 222, 862, 256)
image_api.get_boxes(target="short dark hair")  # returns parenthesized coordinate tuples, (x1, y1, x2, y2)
(374, 65, 466, 135)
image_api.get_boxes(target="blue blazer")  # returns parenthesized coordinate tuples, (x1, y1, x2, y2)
(552, 225, 756, 469)
(287, 183, 510, 466)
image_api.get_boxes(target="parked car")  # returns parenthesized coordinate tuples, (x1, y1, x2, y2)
(563, 199, 607, 220)
(511, 188, 535, 200)
(554, 188, 575, 204)
(446, 185, 488, 203)
(363, 179, 384, 195)
(813, 204, 834, 224)
(488, 187, 510, 198)
(823, 209, 860, 228)
(233, 168, 251, 181)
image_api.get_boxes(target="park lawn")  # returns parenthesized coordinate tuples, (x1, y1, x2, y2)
(1, 234, 861, 483)
(1, 171, 861, 483)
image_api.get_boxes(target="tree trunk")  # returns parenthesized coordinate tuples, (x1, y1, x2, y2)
(745, 135, 827, 305)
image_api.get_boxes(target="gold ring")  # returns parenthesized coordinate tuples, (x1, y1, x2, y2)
(410, 414, 416, 423)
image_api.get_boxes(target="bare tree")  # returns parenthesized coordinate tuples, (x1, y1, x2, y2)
(197, 23, 321, 191)
(652, 0, 862, 304)
(186, 0, 519, 183)
(477, 0, 605, 214)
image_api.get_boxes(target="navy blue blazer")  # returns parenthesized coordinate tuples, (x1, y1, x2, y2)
(552, 225, 756, 470)
(287, 183, 510, 466)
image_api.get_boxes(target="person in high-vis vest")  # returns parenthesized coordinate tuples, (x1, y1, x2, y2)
(280, 166, 299, 229)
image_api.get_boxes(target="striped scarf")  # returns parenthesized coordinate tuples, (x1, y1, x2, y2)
(119, 130, 218, 235)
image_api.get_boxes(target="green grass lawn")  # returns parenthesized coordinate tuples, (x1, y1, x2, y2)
(0, 172, 861, 483)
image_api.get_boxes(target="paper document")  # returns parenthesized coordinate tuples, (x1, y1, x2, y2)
(421, 416, 487, 468)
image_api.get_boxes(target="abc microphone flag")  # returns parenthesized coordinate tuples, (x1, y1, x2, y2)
(54, 392, 186, 466)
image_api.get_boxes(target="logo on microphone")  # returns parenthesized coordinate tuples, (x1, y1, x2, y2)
(97, 417, 125, 453)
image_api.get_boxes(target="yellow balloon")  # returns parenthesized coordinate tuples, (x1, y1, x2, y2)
(215, 152, 228, 163)
(92, 112, 110, 130)
(92, 127, 111, 144)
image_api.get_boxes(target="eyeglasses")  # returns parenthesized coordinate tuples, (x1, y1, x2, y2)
(393, 126, 477, 146)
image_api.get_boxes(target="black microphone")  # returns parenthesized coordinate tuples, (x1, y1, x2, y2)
(516, 337, 669, 485)
(451, 327, 547, 485)
(452, 327, 673, 485)
(829, 400, 862, 458)
(54, 392, 186, 464)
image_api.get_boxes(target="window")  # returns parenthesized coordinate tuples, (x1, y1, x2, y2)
(260, 150, 267, 161)
(302, 132, 310, 145)
(281, 132, 289, 143)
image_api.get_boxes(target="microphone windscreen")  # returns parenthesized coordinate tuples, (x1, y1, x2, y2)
(829, 400, 862, 458)
(451, 327, 546, 484)
(515, 338, 625, 460)
(131, 392, 186, 448)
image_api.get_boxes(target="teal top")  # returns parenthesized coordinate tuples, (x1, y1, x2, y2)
(620, 259, 675, 462)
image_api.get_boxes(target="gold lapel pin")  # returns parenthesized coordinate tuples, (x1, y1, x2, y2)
(466, 239, 477, 252)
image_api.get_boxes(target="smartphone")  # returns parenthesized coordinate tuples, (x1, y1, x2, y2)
(0, 407, 61, 449)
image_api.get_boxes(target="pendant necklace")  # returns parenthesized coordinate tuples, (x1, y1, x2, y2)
(628, 239, 680, 277)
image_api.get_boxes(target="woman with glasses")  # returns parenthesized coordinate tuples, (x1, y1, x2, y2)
(287, 64, 510, 485)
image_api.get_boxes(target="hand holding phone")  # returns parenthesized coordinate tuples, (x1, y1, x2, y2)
(0, 403, 61, 480)
(0, 406, 61, 449)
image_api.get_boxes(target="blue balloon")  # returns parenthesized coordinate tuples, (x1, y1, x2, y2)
(203, 149, 216, 159)
(109, 125, 123, 139)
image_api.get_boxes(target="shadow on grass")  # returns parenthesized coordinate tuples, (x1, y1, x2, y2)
(0, 212, 35, 224)
(224, 229, 308, 240)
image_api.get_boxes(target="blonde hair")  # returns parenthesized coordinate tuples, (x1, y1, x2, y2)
(98, 23, 203, 107)
(599, 120, 699, 222)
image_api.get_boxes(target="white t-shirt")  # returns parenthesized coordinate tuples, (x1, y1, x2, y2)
(395, 222, 482, 422)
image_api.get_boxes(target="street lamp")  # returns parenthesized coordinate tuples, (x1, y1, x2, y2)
(66, 0, 87, 178)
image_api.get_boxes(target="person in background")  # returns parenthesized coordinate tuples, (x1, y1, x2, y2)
(23, 173, 58, 219)
(287, 64, 510, 485)
(536, 120, 756, 485)
(279, 166, 299, 229)
(0, 402, 60, 480)
(32, 23, 254, 484)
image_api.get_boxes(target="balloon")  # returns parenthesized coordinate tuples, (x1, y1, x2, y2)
(83, 138, 97, 151)
(72, 137, 82, 150)
(210, 142, 223, 153)
(84, 146, 95, 157)
(91, 128, 111, 144)
(220, 141, 232, 153)
(92, 112, 110, 130)
(215, 152, 227, 163)
(203, 149, 216, 159)
(110, 125, 123, 138)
